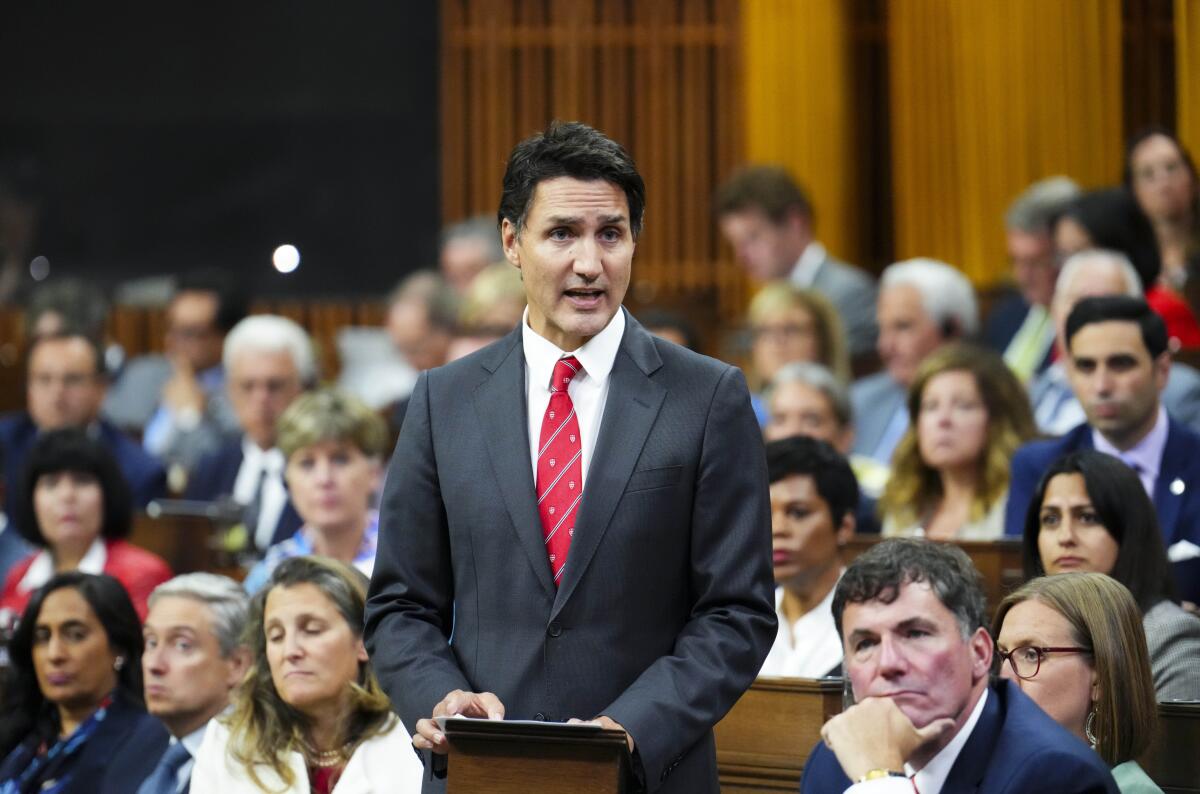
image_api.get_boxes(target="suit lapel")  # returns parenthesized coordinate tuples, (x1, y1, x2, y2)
(1154, 419, 1186, 545)
(552, 315, 664, 618)
(940, 683, 1002, 793)
(473, 328, 557, 598)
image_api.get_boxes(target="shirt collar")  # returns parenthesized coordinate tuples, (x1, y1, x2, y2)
(241, 437, 286, 474)
(789, 241, 827, 287)
(298, 512, 380, 564)
(907, 686, 989, 790)
(1092, 404, 1168, 480)
(179, 721, 208, 756)
(521, 306, 625, 392)
(18, 537, 107, 595)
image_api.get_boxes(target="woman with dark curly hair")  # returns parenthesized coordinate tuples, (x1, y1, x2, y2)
(0, 572, 164, 793)
(191, 556, 421, 794)
(0, 429, 171, 623)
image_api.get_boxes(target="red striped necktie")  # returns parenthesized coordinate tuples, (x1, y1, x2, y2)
(537, 356, 584, 586)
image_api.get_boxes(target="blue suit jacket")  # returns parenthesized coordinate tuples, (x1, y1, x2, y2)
(850, 372, 907, 465)
(185, 438, 302, 549)
(1005, 419, 1200, 603)
(799, 680, 1117, 793)
(0, 414, 167, 520)
(97, 711, 171, 794)
(981, 294, 1054, 376)
(0, 696, 168, 794)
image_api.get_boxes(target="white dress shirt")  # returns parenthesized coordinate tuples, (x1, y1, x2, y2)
(522, 307, 626, 485)
(845, 687, 989, 794)
(758, 581, 843, 678)
(168, 722, 208, 793)
(789, 241, 828, 288)
(232, 438, 289, 551)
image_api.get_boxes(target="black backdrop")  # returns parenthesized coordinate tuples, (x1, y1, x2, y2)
(0, 2, 440, 298)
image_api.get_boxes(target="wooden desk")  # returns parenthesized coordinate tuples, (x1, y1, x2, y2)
(1141, 701, 1200, 794)
(843, 536, 1024, 614)
(129, 512, 245, 581)
(715, 677, 842, 793)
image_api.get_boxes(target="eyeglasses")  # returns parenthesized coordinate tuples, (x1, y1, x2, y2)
(997, 645, 1091, 680)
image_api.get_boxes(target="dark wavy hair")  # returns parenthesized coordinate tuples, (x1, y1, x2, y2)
(224, 556, 394, 792)
(498, 120, 646, 239)
(1057, 187, 1161, 290)
(1021, 450, 1176, 613)
(14, 428, 132, 547)
(832, 538, 987, 640)
(0, 572, 145, 758)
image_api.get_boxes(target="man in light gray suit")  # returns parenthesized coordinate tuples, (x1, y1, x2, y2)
(365, 122, 777, 793)
(715, 165, 878, 355)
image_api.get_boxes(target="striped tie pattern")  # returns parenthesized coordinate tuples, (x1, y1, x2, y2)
(537, 356, 583, 585)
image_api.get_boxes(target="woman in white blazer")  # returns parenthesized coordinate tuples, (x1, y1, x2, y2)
(191, 556, 423, 794)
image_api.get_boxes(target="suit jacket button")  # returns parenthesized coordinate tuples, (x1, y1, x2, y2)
(547, 622, 562, 638)
(534, 712, 546, 721)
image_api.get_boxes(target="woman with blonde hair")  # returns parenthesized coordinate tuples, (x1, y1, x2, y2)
(748, 282, 850, 389)
(243, 389, 388, 593)
(192, 556, 421, 793)
(993, 573, 1162, 793)
(880, 343, 1036, 539)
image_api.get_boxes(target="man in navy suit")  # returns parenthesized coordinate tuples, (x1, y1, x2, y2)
(0, 332, 166, 522)
(102, 573, 251, 794)
(801, 538, 1116, 793)
(366, 121, 776, 793)
(1006, 295, 1200, 603)
(184, 315, 311, 553)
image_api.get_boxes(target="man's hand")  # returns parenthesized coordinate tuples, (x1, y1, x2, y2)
(568, 715, 635, 752)
(412, 690, 506, 754)
(820, 697, 954, 782)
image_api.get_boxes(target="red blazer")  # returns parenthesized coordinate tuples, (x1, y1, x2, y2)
(0, 539, 172, 620)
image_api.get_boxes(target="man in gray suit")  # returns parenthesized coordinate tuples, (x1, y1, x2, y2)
(714, 165, 878, 355)
(365, 122, 777, 793)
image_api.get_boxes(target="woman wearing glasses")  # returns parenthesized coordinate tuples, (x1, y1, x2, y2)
(1021, 450, 1200, 701)
(993, 572, 1161, 793)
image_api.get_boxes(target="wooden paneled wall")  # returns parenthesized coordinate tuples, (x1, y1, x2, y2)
(1179, 0, 1200, 157)
(440, 0, 748, 336)
(888, 0, 1125, 287)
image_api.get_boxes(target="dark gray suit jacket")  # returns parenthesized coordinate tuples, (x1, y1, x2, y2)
(365, 311, 777, 793)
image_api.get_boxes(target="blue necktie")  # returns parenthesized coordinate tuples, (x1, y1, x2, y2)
(137, 741, 191, 794)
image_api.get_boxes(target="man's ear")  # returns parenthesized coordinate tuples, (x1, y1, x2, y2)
(225, 646, 253, 690)
(835, 510, 856, 547)
(501, 218, 521, 268)
(969, 626, 994, 680)
(1154, 350, 1171, 392)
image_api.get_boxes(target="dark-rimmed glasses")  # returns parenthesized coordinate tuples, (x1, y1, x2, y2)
(997, 645, 1091, 680)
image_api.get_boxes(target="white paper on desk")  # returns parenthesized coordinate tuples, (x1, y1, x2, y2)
(434, 715, 604, 732)
(1167, 540, 1200, 562)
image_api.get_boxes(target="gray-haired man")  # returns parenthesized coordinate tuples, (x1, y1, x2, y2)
(104, 573, 250, 794)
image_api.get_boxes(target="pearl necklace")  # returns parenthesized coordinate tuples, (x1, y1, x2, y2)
(303, 740, 353, 768)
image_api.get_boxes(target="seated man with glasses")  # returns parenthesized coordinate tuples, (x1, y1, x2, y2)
(802, 538, 1117, 794)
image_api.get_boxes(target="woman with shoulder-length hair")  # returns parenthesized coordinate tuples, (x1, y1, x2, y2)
(191, 556, 421, 794)
(747, 282, 851, 388)
(993, 573, 1162, 793)
(0, 572, 163, 793)
(0, 429, 172, 623)
(1022, 450, 1200, 700)
(880, 343, 1037, 540)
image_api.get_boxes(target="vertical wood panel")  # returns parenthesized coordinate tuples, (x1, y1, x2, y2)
(1178, 0, 1200, 157)
(888, 0, 1123, 286)
(441, 1, 742, 335)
